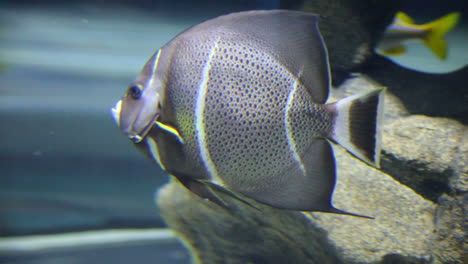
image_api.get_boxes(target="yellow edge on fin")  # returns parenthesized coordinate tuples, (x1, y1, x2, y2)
(155, 121, 184, 143)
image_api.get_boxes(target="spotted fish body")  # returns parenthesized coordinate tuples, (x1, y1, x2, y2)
(112, 10, 384, 216)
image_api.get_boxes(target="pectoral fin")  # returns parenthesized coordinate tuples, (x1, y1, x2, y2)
(155, 120, 184, 143)
(175, 176, 260, 211)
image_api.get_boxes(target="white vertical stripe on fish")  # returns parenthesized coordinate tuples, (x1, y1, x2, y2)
(146, 137, 167, 171)
(332, 93, 354, 157)
(285, 76, 306, 176)
(147, 49, 162, 88)
(195, 38, 223, 185)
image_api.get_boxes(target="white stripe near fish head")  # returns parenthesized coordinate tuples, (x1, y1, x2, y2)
(147, 49, 162, 89)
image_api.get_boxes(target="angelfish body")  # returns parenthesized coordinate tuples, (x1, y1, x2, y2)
(112, 10, 384, 217)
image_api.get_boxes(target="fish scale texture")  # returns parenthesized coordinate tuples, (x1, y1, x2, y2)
(164, 33, 334, 188)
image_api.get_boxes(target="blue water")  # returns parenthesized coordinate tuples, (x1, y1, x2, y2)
(0, 4, 205, 263)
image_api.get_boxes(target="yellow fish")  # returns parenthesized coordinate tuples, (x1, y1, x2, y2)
(376, 11, 460, 60)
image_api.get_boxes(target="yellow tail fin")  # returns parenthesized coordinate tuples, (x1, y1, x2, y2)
(422, 12, 461, 60)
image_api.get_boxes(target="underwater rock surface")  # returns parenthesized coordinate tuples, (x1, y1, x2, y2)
(158, 180, 344, 264)
(156, 73, 467, 263)
(362, 56, 468, 124)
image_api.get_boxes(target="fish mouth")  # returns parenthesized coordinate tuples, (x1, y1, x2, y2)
(111, 100, 122, 127)
(111, 99, 159, 144)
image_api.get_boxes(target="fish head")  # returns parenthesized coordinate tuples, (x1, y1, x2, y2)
(111, 82, 161, 143)
(111, 50, 165, 144)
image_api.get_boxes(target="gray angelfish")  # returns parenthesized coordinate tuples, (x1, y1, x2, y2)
(111, 10, 384, 218)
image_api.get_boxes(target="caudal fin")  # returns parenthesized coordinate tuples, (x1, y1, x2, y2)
(328, 88, 385, 168)
(422, 12, 460, 60)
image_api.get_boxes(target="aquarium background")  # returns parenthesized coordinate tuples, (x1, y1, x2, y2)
(0, 0, 466, 263)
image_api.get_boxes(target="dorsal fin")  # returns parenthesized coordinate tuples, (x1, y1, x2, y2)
(395, 11, 414, 24)
(184, 10, 331, 103)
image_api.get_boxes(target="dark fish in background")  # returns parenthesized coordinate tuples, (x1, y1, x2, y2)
(289, 0, 406, 84)
(112, 10, 385, 217)
(376, 11, 461, 60)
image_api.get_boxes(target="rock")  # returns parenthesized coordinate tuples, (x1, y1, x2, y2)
(302, 146, 437, 263)
(431, 194, 467, 264)
(339, 75, 468, 263)
(382, 116, 467, 201)
(381, 115, 467, 264)
(331, 74, 410, 125)
(361, 55, 468, 124)
(156, 148, 436, 263)
(157, 179, 344, 264)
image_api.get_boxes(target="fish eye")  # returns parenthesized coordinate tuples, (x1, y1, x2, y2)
(128, 84, 143, 100)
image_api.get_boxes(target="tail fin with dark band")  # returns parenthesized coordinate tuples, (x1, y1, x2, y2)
(328, 88, 385, 168)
